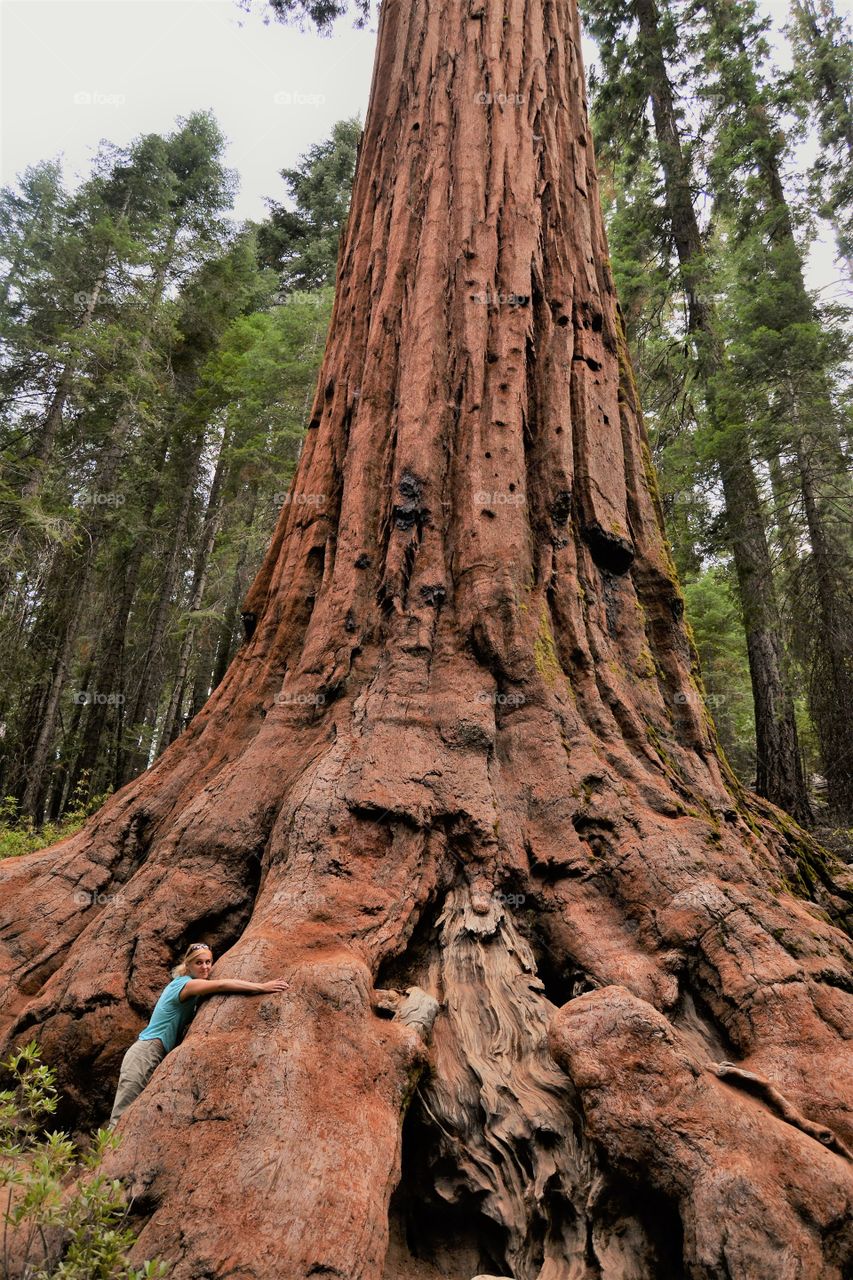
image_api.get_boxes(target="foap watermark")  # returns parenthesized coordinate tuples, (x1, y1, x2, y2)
(271, 491, 326, 509)
(79, 490, 125, 507)
(273, 90, 326, 107)
(274, 691, 326, 707)
(671, 690, 726, 709)
(73, 889, 125, 907)
(73, 90, 126, 108)
(72, 691, 126, 706)
(476, 690, 526, 708)
(475, 489, 525, 506)
(471, 288, 529, 308)
(493, 890, 526, 908)
(474, 90, 525, 107)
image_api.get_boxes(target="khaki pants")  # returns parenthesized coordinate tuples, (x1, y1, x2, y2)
(108, 1037, 166, 1127)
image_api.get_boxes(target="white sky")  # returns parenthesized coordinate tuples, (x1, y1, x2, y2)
(0, 0, 378, 220)
(0, 0, 850, 297)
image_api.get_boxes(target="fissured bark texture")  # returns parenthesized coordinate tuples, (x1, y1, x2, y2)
(1, 0, 851, 1273)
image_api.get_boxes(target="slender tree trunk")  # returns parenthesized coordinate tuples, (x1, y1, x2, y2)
(66, 546, 144, 806)
(795, 430, 853, 815)
(45, 651, 97, 822)
(21, 271, 107, 498)
(208, 486, 261, 696)
(156, 433, 229, 752)
(701, 0, 853, 819)
(1, 0, 851, 1276)
(18, 580, 90, 820)
(120, 428, 206, 784)
(66, 433, 170, 806)
(634, 0, 812, 821)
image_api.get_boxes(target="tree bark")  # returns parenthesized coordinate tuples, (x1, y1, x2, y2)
(1, 0, 851, 1277)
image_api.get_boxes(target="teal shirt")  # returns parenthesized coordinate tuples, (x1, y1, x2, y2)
(139, 976, 198, 1053)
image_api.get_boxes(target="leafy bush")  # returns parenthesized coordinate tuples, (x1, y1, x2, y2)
(0, 783, 107, 862)
(0, 1042, 166, 1280)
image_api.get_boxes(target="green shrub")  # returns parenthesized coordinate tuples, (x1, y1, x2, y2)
(0, 1042, 167, 1280)
(0, 782, 108, 862)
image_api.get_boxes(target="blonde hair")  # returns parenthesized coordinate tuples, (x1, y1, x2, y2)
(172, 942, 213, 978)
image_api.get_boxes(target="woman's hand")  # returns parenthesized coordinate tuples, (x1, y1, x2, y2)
(260, 979, 290, 993)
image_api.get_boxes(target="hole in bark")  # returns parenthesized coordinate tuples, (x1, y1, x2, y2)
(549, 489, 571, 526)
(306, 544, 326, 575)
(581, 523, 635, 576)
(591, 313, 604, 333)
(572, 812, 616, 859)
(355, 553, 372, 568)
(557, 315, 569, 326)
(526, 927, 596, 1007)
(324, 378, 334, 400)
(375, 902, 441, 991)
(674, 986, 740, 1062)
(420, 584, 446, 607)
(589, 1171, 688, 1279)
(394, 470, 427, 531)
(385, 1099, 511, 1279)
(240, 611, 257, 641)
(177, 868, 263, 963)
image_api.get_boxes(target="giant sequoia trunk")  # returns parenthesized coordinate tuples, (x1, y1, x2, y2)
(1, 0, 852, 1276)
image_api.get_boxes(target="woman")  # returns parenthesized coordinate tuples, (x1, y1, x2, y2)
(108, 942, 289, 1127)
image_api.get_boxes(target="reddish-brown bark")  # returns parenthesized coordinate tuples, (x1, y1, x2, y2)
(1, 0, 851, 1273)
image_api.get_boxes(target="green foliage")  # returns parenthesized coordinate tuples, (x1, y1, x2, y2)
(784, 0, 853, 270)
(682, 569, 756, 781)
(257, 118, 360, 291)
(0, 1042, 167, 1279)
(0, 784, 108, 862)
(240, 0, 371, 35)
(0, 113, 344, 822)
(586, 0, 853, 814)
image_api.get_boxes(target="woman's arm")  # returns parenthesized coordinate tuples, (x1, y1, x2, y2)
(180, 978, 289, 1001)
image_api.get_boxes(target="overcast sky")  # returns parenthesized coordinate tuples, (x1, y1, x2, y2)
(1, 0, 378, 220)
(1, 0, 850, 297)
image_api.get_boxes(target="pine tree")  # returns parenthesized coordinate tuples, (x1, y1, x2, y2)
(786, 0, 853, 277)
(256, 117, 361, 291)
(688, 0, 853, 819)
(582, 0, 813, 820)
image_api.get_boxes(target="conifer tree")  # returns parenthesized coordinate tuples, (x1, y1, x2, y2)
(582, 0, 813, 820)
